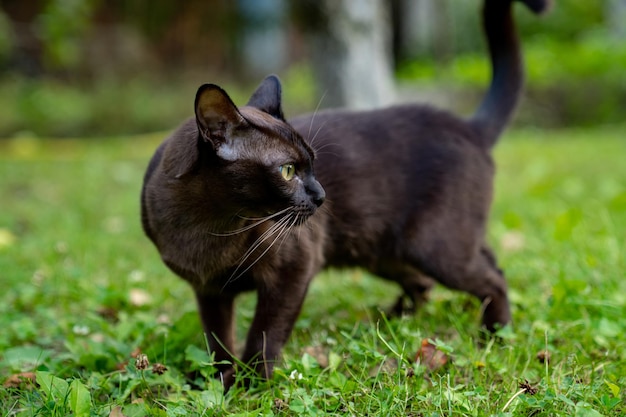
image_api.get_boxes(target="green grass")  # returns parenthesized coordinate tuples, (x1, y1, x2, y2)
(1, 126, 625, 416)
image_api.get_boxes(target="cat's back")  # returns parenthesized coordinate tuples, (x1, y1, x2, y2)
(289, 104, 490, 184)
(289, 104, 483, 153)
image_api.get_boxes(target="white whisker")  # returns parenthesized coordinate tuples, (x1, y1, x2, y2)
(237, 207, 292, 221)
(308, 120, 328, 150)
(223, 213, 296, 289)
(234, 215, 291, 268)
(296, 214, 304, 243)
(307, 91, 327, 147)
(312, 142, 339, 153)
(275, 214, 300, 253)
(210, 207, 292, 236)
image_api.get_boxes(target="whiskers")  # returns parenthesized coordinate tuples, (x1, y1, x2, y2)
(220, 208, 307, 292)
(307, 90, 327, 148)
(304, 95, 341, 159)
(209, 207, 292, 237)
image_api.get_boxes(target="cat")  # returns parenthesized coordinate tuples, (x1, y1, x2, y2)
(141, 0, 549, 390)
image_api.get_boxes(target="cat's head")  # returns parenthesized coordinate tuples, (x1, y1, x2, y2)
(164, 75, 325, 224)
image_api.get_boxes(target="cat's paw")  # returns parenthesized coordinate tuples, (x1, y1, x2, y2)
(220, 367, 237, 392)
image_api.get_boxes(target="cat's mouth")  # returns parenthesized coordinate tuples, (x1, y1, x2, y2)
(276, 205, 317, 227)
(291, 207, 316, 226)
(254, 204, 317, 228)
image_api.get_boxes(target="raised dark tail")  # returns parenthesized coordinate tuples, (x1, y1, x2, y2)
(470, 0, 549, 149)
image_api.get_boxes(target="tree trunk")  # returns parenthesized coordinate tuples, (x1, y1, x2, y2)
(607, 0, 626, 39)
(307, 0, 395, 109)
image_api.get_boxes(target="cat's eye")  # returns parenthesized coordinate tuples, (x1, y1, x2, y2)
(279, 164, 295, 181)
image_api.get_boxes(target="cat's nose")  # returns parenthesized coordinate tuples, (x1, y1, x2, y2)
(313, 190, 325, 207)
(307, 180, 325, 207)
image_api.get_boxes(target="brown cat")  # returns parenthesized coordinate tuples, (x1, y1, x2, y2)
(141, 0, 549, 390)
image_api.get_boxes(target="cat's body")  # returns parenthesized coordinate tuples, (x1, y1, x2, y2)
(141, 0, 548, 390)
(291, 105, 500, 313)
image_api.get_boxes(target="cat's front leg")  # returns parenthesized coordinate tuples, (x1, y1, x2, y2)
(238, 275, 312, 387)
(194, 292, 236, 379)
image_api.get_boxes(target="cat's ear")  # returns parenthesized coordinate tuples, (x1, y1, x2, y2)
(195, 84, 246, 146)
(246, 75, 285, 121)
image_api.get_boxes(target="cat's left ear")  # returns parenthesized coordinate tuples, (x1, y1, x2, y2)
(195, 83, 247, 146)
(246, 75, 285, 121)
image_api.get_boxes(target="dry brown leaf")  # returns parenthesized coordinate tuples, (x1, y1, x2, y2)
(303, 345, 329, 368)
(3, 372, 37, 388)
(415, 339, 449, 371)
(109, 406, 127, 417)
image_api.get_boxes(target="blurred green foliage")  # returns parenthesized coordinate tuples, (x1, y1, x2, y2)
(398, 34, 626, 127)
(38, 0, 99, 71)
(0, 66, 317, 138)
(0, 0, 623, 137)
(398, 0, 626, 128)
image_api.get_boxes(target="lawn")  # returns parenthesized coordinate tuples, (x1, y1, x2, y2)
(0, 126, 625, 416)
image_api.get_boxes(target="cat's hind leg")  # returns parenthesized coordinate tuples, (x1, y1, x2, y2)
(374, 263, 436, 316)
(391, 273, 436, 316)
(407, 243, 511, 332)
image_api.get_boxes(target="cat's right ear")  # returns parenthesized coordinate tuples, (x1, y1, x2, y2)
(246, 75, 285, 121)
(195, 84, 246, 146)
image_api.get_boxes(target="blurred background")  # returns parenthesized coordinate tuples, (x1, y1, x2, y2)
(0, 0, 624, 138)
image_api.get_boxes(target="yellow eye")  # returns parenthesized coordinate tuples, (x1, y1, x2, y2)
(279, 164, 295, 181)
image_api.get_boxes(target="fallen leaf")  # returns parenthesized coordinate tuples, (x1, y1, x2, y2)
(303, 345, 329, 368)
(415, 339, 449, 371)
(3, 372, 37, 388)
(109, 406, 127, 417)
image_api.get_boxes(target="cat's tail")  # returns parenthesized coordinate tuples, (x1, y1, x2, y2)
(470, 0, 549, 149)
